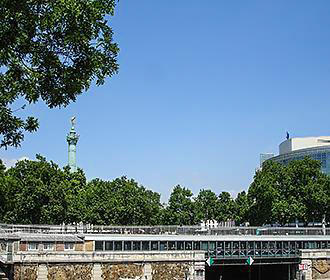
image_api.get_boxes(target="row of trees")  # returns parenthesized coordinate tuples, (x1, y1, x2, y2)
(0, 156, 329, 226)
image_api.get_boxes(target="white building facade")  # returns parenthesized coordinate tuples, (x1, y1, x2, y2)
(265, 136, 330, 175)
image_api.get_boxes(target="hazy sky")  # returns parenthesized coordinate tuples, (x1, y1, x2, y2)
(2, 1, 330, 200)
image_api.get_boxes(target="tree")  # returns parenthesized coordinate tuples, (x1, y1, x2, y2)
(0, 155, 69, 224)
(0, 156, 164, 225)
(248, 160, 293, 225)
(81, 178, 120, 225)
(194, 189, 219, 222)
(233, 191, 250, 225)
(82, 177, 162, 226)
(248, 158, 330, 225)
(112, 177, 162, 226)
(63, 166, 87, 223)
(217, 191, 236, 222)
(163, 185, 197, 225)
(0, 0, 119, 148)
(285, 158, 329, 223)
(0, 160, 6, 221)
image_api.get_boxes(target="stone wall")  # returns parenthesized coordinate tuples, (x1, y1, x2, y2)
(100, 262, 192, 280)
(312, 260, 330, 280)
(47, 264, 93, 280)
(10, 251, 205, 279)
(300, 249, 330, 280)
(101, 264, 143, 280)
(151, 263, 191, 280)
(12, 262, 197, 280)
(14, 265, 38, 280)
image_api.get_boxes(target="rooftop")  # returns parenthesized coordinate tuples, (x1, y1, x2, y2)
(0, 224, 329, 237)
(280, 136, 330, 155)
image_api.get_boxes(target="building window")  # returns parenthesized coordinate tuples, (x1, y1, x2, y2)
(43, 243, 54, 251)
(105, 241, 113, 251)
(124, 241, 132, 251)
(185, 241, 193, 250)
(193, 241, 200, 250)
(321, 241, 327, 249)
(64, 242, 75, 250)
(142, 241, 150, 251)
(177, 241, 184, 250)
(0, 242, 6, 252)
(95, 241, 104, 251)
(114, 241, 122, 251)
(209, 242, 216, 251)
(28, 243, 38, 251)
(133, 241, 141, 251)
(151, 241, 158, 251)
(168, 241, 176, 250)
(201, 242, 208, 251)
(160, 241, 168, 251)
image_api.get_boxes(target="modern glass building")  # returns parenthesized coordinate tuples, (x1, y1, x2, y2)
(260, 153, 275, 168)
(265, 136, 330, 175)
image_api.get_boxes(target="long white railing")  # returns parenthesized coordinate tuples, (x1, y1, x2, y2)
(0, 224, 329, 236)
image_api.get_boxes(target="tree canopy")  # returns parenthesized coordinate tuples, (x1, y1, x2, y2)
(233, 191, 249, 225)
(217, 191, 236, 222)
(162, 185, 197, 225)
(0, 155, 69, 224)
(0, 155, 329, 226)
(0, 156, 162, 225)
(194, 189, 219, 222)
(0, 0, 119, 148)
(81, 177, 162, 225)
(248, 158, 330, 225)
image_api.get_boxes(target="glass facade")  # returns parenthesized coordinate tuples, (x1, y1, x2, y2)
(269, 146, 330, 175)
(260, 153, 275, 168)
(94, 240, 330, 259)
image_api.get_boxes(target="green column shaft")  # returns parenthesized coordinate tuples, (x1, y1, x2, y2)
(67, 127, 79, 173)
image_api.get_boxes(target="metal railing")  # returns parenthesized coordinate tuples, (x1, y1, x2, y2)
(0, 224, 329, 236)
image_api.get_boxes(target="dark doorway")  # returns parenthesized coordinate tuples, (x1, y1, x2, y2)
(205, 263, 296, 280)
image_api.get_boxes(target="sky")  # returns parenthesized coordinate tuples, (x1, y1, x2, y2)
(2, 0, 330, 201)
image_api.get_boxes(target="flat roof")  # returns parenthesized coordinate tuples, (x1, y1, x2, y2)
(85, 234, 330, 242)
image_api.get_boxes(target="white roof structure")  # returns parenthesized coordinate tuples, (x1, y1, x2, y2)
(279, 136, 330, 155)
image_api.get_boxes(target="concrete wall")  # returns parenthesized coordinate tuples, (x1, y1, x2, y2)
(12, 251, 205, 264)
(279, 136, 330, 155)
(279, 139, 293, 155)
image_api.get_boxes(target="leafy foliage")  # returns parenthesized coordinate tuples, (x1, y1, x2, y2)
(217, 191, 236, 222)
(82, 177, 162, 225)
(248, 158, 330, 225)
(162, 185, 197, 225)
(0, 0, 119, 148)
(0, 160, 6, 221)
(194, 189, 219, 222)
(0, 156, 162, 225)
(233, 191, 250, 225)
(0, 155, 68, 224)
(0, 156, 329, 226)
